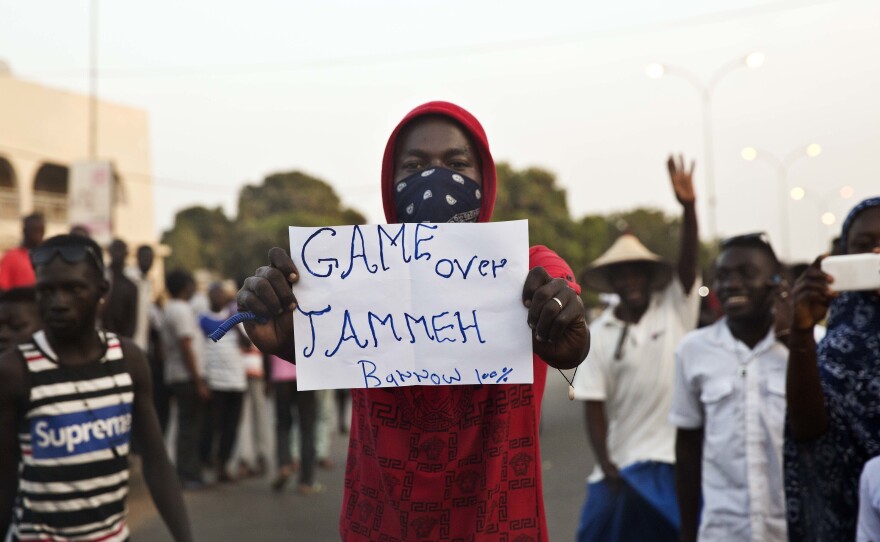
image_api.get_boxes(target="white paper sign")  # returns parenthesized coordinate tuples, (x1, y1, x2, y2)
(289, 220, 532, 391)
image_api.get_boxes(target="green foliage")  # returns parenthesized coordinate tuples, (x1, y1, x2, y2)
(162, 171, 365, 283)
(493, 163, 584, 275)
(161, 163, 715, 307)
(160, 206, 231, 274)
(238, 171, 346, 221)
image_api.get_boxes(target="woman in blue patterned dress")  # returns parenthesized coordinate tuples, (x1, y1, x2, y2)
(784, 196, 880, 541)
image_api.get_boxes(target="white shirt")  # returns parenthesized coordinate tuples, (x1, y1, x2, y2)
(125, 266, 153, 351)
(669, 320, 788, 542)
(858, 456, 880, 542)
(573, 277, 699, 481)
(161, 299, 205, 385)
(200, 309, 247, 392)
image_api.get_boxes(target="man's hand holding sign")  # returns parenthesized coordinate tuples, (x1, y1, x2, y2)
(237, 221, 587, 390)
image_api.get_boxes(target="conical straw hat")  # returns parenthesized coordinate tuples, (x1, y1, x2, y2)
(581, 233, 673, 293)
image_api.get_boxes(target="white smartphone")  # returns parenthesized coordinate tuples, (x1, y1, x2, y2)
(821, 253, 880, 292)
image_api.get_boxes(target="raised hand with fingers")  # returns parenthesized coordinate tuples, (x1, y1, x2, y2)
(667, 154, 696, 205)
(522, 266, 589, 370)
(236, 247, 300, 361)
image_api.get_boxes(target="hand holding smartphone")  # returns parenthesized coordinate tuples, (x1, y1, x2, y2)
(820, 253, 880, 292)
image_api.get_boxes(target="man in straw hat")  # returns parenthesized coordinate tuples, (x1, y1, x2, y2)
(572, 155, 700, 542)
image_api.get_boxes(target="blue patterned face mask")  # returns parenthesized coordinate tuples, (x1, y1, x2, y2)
(393, 167, 482, 224)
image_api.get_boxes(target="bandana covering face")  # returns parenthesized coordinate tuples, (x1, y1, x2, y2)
(393, 167, 482, 223)
(381, 101, 496, 224)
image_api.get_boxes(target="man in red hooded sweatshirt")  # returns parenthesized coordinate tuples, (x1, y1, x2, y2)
(237, 101, 590, 541)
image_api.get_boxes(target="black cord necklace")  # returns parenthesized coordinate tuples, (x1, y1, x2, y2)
(557, 366, 579, 401)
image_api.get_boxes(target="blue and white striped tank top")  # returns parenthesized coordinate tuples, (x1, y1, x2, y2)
(13, 330, 133, 542)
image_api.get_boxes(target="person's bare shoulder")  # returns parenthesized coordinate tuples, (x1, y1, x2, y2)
(114, 335, 151, 386)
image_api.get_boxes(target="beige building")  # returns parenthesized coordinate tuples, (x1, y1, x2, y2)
(0, 66, 156, 253)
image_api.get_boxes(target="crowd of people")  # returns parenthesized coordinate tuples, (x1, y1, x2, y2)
(0, 216, 350, 542)
(0, 100, 877, 542)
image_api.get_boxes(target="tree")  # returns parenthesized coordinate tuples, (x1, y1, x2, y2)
(161, 206, 231, 273)
(162, 170, 366, 283)
(493, 162, 589, 276)
(238, 171, 348, 221)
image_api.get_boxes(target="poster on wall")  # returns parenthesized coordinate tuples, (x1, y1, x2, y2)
(69, 161, 114, 246)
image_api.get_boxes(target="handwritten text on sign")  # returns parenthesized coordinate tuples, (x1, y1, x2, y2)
(289, 220, 532, 390)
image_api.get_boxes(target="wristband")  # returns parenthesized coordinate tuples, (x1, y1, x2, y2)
(209, 312, 268, 342)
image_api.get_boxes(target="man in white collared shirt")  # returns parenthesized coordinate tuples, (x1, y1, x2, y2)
(670, 233, 789, 542)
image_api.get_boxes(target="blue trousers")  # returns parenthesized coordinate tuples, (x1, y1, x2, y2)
(576, 461, 680, 542)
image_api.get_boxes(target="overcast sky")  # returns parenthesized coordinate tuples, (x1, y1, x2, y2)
(1, 0, 878, 262)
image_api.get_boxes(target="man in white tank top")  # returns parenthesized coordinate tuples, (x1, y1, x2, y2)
(0, 234, 194, 542)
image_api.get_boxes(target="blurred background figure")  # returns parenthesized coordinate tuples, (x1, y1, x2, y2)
(103, 238, 138, 339)
(69, 224, 91, 237)
(127, 245, 156, 351)
(125, 244, 170, 431)
(268, 354, 320, 495)
(293, 390, 336, 471)
(0, 287, 41, 351)
(232, 347, 270, 479)
(335, 389, 350, 435)
(198, 282, 247, 483)
(161, 268, 209, 489)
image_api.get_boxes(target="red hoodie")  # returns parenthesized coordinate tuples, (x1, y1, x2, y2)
(341, 102, 579, 542)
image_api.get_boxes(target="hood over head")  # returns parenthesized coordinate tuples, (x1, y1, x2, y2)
(381, 101, 496, 224)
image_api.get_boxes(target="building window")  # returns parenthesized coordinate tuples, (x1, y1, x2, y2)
(33, 163, 69, 223)
(0, 157, 18, 219)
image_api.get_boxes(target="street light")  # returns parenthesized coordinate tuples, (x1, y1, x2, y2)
(821, 212, 836, 226)
(787, 185, 856, 255)
(647, 52, 764, 243)
(740, 144, 822, 260)
(745, 52, 766, 69)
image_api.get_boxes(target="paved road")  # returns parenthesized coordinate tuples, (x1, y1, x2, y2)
(129, 374, 594, 541)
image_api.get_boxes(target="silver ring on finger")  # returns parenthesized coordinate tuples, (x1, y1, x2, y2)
(552, 296, 563, 309)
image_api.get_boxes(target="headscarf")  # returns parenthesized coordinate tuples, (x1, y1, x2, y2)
(839, 196, 880, 253)
(785, 197, 880, 541)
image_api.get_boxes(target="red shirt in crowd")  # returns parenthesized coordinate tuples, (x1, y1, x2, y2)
(0, 247, 35, 290)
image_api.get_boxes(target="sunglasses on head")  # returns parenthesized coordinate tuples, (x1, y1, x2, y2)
(30, 244, 105, 273)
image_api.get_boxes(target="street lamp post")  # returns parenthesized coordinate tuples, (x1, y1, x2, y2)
(796, 185, 856, 255)
(740, 144, 822, 260)
(646, 52, 765, 243)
